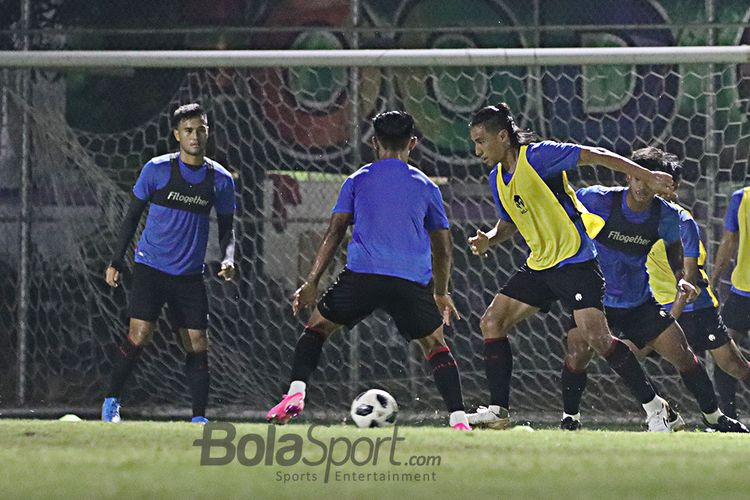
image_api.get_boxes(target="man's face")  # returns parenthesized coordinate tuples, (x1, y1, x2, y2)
(470, 124, 508, 166)
(627, 174, 656, 204)
(173, 116, 209, 157)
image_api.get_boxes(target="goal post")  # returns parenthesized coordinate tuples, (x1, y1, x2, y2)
(1, 46, 749, 423)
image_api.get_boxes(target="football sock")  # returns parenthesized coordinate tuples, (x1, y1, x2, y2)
(185, 351, 210, 418)
(107, 336, 143, 398)
(289, 328, 326, 383)
(603, 338, 656, 404)
(680, 359, 718, 414)
(562, 412, 580, 421)
(427, 347, 464, 412)
(642, 395, 664, 414)
(449, 410, 469, 427)
(703, 409, 722, 425)
(484, 337, 512, 409)
(713, 366, 738, 419)
(288, 380, 306, 397)
(561, 362, 588, 415)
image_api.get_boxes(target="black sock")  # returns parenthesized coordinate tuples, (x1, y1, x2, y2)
(186, 351, 210, 418)
(561, 362, 587, 415)
(603, 339, 656, 404)
(107, 337, 143, 398)
(714, 366, 739, 419)
(289, 328, 326, 383)
(680, 359, 718, 414)
(484, 338, 512, 408)
(428, 347, 464, 412)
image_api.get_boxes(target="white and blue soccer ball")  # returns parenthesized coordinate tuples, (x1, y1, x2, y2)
(350, 389, 398, 428)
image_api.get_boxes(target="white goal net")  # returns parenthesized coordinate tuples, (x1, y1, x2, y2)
(1, 47, 750, 423)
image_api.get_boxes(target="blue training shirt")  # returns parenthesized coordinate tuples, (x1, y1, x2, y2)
(488, 141, 596, 268)
(577, 185, 680, 309)
(332, 158, 449, 285)
(133, 154, 236, 275)
(724, 188, 750, 298)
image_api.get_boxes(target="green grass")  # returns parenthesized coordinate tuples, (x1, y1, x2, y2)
(2, 420, 750, 499)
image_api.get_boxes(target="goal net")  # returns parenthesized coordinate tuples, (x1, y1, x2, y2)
(1, 48, 749, 424)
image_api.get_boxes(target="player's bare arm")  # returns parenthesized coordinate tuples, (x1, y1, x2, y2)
(293, 211, 352, 315)
(670, 255, 699, 319)
(578, 146, 675, 198)
(710, 230, 739, 292)
(468, 218, 517, 256)
(430, 228, 460, 326)
(665, 239, 698, 303)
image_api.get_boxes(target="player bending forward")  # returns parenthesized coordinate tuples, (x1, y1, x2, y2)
(266, 111, 471, 430)
(560, 147, 747, 433)
(467, 103, 680, 431)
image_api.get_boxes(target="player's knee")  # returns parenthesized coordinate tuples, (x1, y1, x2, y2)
(417, 332, 447, 356)
(186, 330, 208, 352)
(128, 329, 152, 346)
(479, 311, 509, 339)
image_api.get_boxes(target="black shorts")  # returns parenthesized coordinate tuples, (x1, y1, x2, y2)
(565, 296, 675, 349)
(129, 263, 209, 330)
(678, 307, 730, 353)
(317, 269, 443, 340)
(500, 259, 605, 313)
(721, 292, 750, 332)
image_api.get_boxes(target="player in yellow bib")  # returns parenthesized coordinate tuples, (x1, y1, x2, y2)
(466, 103, 678, 431)
(709, 186, 750, 417)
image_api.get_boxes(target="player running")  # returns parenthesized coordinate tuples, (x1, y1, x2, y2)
(560, 147, 747, 432)
(266, 111, 471, 430)
(466, 103, 678, 431)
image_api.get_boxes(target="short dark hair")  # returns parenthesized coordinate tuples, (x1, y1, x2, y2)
(372, 111, 415, 150)
(469, 102, 537, 147)
(172, 103, 207, 129)
(631, 147, 682, 182)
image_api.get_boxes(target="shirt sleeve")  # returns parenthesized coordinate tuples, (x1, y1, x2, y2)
(332, 176, 354, 214)
(658, 203, 681, 244)
(724, 189, 744, 232)
(424, 184, 450, 231)
(678, 212, 701, 258)
(214, 172, 236, 215)
(488, 168, 512, 222)
(575, 186, 611, 219)
(526, 141, 582, 179)
(132, 161, 159, 201)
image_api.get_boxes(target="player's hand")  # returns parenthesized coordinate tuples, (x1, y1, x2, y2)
(105, 265, 120, 288)
(218, 263, 235, 281)
(434, 294, 461, 326)
(677, 278, 699, 302)
(292, 281, 318, 316)
(468, 229, 490, 257)
(646, 171, 676, 198)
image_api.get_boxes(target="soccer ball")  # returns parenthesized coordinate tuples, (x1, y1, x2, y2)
(350, 389, 398, 428)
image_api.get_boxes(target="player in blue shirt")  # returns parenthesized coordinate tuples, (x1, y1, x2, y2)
(709, 186, 750, 417)
(266, 111, 471, 430)
(561, 147, 747, 432)
(101, 103, 236, 424)
(466, 103, 680, 432)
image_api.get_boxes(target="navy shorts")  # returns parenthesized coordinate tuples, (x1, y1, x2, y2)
(129, 263, 209, 330)
(721, 292, 750, 332)
(317, 269, 443, 340)
(566, 296, 675, 349)
(500, 259, 605, 313)
(678, 307, 730, 353)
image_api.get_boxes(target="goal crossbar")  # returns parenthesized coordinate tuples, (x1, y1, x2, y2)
(1, 46, 749, 68)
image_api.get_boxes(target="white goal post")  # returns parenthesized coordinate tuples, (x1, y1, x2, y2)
(1, 45, 749, 423)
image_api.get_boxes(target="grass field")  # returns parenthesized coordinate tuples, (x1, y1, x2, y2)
(2, 420, 750, 499)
